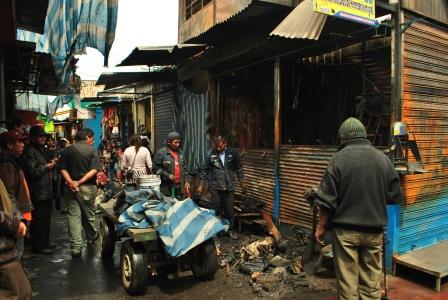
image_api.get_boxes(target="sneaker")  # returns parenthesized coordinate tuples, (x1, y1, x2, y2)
(87, 232, 99, 245)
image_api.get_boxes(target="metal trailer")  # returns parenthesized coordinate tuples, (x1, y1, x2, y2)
(97, 198, 218, 295)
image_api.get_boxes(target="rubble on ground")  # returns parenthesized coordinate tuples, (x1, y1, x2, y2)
(214, 206, 336, 298)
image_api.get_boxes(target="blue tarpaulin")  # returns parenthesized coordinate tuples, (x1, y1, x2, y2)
(117, 195, 228, 257)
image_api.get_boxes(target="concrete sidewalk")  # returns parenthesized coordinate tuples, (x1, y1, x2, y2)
(385, 274, 448, 300)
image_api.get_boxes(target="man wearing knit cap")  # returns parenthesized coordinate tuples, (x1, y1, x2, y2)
(153, 132, 190, 199)
(313, 117, 403, 299)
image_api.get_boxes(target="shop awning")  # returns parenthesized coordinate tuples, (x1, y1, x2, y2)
(96, 70, 176, 90)
(183, 1, 293, 44)
(270, 0, 327, 40)
(118, 45, 207, 67)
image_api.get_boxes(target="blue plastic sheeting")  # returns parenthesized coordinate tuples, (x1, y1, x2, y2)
(17, 0, 118, 86)
(174, 84, 210, 173)
(398, 196, 448, 254)
(117, 196, 228, 257)
(15, 93, 51, 115)
(158, 199, 228, 257)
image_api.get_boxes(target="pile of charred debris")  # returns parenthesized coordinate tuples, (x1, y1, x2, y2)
(214, 196, 336, 298)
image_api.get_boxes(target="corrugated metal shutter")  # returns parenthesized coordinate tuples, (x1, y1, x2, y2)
(236, 149, 275, 216)
(279, 146, 336, 228)
(400, 12, 448, 254)
(154, 91, 174, 151)
(237, 146, 334, 229)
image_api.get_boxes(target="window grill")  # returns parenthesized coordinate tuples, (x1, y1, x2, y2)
(185, 0, 213, 20)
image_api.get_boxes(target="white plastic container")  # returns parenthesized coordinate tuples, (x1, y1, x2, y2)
(138, 175, 161, 191)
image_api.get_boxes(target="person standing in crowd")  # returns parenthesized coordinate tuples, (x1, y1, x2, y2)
(0, 179, 32, 299)
(0, 130, 33, 259)
(197, 135, 246, 236)
(102, 142, 117, 195)
(121, 135, 152, 184)
(111, 140, 122, 181)
(12, 118, 26, 135)
(23, 126, 57, 254)
(313, 117, 403, 299)
(153, 132, 190, 199)
(59, 128, 101, 257)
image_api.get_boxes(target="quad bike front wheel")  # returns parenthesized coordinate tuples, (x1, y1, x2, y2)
(100, 217, 116, 259)
(191, 238, 218, 280)
(120, 241, 148, 295)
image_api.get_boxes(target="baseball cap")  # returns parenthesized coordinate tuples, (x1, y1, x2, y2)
(0, 130, 28, 142)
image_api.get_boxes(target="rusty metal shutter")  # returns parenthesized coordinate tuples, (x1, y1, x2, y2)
(279, 146, 335, 228)
(237, 148, 276, 214)
(400, 12, 448, 254)
(237, 146, 335, 229)
(154, 91, 174, 151)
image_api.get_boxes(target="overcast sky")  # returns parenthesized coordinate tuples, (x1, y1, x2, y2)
(76, 0, 179, 80)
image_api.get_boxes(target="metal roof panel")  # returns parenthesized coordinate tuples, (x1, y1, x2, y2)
(270, 0, 327, 40)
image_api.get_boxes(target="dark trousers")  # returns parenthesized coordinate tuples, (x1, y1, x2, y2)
(30, 200, 53, 251)
(211, 190, 235, 229)
(0, 260, 32, 300)
(53, 173, 62, 209)
(161, 183, 182, 200)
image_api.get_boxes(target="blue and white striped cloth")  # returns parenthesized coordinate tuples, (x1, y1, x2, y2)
(117, 197, 228, 257)
(17, 0, 118, 87)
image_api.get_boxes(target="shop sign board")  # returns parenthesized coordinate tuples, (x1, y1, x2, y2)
(75, 109, 96, 120)
(313, 0, 377, 26)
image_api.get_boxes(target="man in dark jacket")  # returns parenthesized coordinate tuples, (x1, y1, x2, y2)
(198, 135, 246, 232)
(314, 117, 403, 299)
(23, 126, 57, 254)
(153, 132, 190, 199)
(0, 204, 32, 299)
(0, 130, 33, 259)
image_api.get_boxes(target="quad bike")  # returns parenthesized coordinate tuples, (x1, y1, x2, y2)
(97, 184, 219, 295)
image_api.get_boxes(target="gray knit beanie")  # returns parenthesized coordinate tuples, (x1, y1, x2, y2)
(338, 117, 367, 140)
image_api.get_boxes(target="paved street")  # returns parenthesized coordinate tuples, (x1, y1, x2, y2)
(19, 206, 448, 300)
(23, 210, 336, 300)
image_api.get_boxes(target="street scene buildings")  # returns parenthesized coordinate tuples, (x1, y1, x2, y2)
(1, 0, 448, 299)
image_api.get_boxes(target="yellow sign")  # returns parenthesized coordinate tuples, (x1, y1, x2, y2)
(313, 0, 376, 26)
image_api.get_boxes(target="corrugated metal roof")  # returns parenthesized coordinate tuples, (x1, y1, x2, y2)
(96, 70, 176, 90)
(270, 0, 327, 40)
(185, 1, 293, 44)
(118, 44, 207, 67)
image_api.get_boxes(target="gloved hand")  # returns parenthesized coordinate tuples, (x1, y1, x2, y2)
(303, 187, 318, 202)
